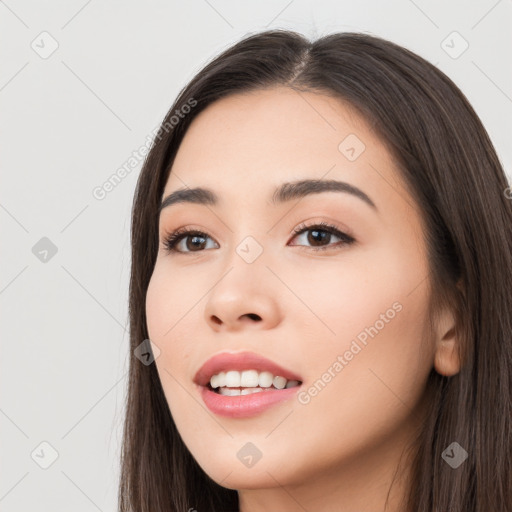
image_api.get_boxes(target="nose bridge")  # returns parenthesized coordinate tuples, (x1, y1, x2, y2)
(203, 233, 282, 330)
(218, 210, 273, 273)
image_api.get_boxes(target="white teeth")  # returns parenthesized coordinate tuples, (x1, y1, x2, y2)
(219, 387, 241, 396)
(273, 376, 287, 389)
(240, 387, 264, 395)
(240, 370, 259, 387)
(224, 370, 240, 387)
(210, 372, 223, 389)
(219, 387, 265, 396)
(258, 371, 273, 388)
(209, 369, 301, 391)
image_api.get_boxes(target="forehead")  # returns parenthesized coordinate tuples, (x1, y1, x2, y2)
(162, 87, 411, 215)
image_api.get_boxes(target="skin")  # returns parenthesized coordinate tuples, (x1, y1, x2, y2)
(145, 87, 460, 512)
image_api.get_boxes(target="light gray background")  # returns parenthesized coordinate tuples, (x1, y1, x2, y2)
(1, 1, 511, 510)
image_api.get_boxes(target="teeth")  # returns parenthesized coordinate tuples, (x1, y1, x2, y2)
(240, 370, 259, 387)
(225, 370, 240, 387)
(218, 387, 266, 396)
(241, 387, 264, 395)
(210, 372, 224, 389)
(209, 369, 301, 390)
(219, 387, 241, 396)
(273, 376, 287, 389)
(258, 371, 273, 388)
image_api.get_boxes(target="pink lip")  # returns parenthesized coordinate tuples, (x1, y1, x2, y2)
(194, 351, 303, 418)
(194, 351, 302, 386)
(199, 385, 300, 418)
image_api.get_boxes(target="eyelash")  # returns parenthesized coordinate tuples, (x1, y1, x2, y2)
(161, 221, 355, 255)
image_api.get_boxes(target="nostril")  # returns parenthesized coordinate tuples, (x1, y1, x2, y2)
(244, 313, 261, 321)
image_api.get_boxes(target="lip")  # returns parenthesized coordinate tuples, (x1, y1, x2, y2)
(194, 351, 303, 418)
(199, 385, 301, 418)
(194, 351, 303, 386)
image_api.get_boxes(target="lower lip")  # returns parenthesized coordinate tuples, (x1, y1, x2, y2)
(199, 385, 300, 418)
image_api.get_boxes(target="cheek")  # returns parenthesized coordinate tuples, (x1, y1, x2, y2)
(145, 267, 171, 345)
(289, 242, 433, 414)
(145, 264, 196, 395)
(145, 262, 196, 343)
(278, 241, 428, 347)
(278, 274, 433, 480)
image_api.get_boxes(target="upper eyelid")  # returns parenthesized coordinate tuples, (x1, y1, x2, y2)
(162, 221, 354, 249)
(162, 221, 348, 239)
(292, 220, 351, 235)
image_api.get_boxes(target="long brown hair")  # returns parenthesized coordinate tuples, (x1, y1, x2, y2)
(118, 29, 512, 511)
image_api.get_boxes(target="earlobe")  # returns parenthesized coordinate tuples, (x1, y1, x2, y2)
(434, 338, 460, 377)
(433, 310, 461, 377)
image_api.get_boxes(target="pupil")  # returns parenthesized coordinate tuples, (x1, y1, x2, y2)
(188, 235, 205, 251)
(309, 229, 329, 246)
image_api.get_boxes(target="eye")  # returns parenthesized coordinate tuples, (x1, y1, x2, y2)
(161, 226, 218, 254)
(161, 221, 355, 255)
(289, 221, 355, 252)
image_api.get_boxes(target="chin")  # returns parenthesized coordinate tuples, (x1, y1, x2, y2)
(191, 447, 298, 490)
(208, 466, 284, 491)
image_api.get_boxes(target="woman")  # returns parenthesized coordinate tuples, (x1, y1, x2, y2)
(118, 29, 512, 511)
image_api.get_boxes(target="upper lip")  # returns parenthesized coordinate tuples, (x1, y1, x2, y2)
(194, 351, 303, 387)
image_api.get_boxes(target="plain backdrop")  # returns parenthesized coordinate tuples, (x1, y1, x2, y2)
(1, 1, 511, 510)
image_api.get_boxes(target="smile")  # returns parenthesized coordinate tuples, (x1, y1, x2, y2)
(209, 369, 301, 395)
(195, 351, 303, 418)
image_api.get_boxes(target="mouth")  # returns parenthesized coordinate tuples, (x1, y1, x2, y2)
(194, 351, 303, 417)
(194, 350, 303, 389)
(207, 369, 302, 396)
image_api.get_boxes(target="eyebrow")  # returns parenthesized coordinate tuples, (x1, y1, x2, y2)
(159, 179, 377, 214)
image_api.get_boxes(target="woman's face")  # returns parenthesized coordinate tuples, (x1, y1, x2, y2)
(146, 87, 441, 502)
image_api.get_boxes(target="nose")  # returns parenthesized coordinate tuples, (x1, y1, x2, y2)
(203, 265, 283, 332)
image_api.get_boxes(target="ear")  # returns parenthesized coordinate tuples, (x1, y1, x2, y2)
(433, 305, 460, 377)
